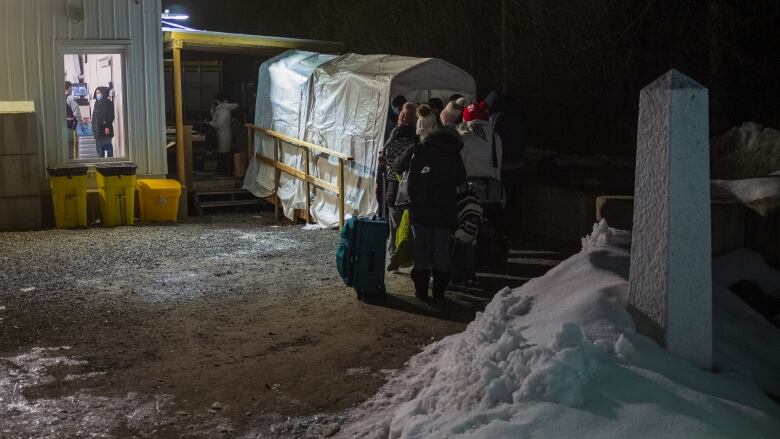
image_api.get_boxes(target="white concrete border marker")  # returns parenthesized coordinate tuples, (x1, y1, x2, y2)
(628, 69, 712, 370)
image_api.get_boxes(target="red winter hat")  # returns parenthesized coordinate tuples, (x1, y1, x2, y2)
(462, 101, 490, 122)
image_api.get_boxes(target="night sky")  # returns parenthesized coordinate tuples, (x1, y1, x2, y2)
(162, 0, 780, 156)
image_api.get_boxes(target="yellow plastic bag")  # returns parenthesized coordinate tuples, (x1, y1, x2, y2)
(387, 209, 414, 271)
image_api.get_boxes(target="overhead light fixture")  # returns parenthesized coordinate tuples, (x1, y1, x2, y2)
(162, 9, 189, 21)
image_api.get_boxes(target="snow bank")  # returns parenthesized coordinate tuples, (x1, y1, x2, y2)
(336, 222, 780, 438)
(711, 122, 780, 179)
(711, 177, 780, 204)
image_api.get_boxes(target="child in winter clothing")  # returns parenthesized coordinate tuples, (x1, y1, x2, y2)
(416, 104, 438, 138)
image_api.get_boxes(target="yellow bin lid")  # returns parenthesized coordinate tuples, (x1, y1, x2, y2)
(137, 178, 182, 194)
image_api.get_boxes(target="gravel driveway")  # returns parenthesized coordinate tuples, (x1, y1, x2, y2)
(2, 213, 555, 438)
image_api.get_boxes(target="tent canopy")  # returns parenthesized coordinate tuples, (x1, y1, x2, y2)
(243, 50, 477, 227)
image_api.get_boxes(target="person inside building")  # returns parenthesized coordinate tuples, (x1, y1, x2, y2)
(209, 93, 239, 176)
(65, 81, 82, 159)
(92, 86, 115, 158)
(393, 123, 466, 300)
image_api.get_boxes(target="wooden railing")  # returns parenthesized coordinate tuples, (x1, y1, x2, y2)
(246, 124, 354, 228)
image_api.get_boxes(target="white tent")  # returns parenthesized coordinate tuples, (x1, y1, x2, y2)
(243, 50, 477, 227)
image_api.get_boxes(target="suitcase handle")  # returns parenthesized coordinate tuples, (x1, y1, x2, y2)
(368, 247, 375, 275)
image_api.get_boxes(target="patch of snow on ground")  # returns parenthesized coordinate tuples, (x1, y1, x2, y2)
(336, 222, 780, 439)
(0, 346, 173, 438)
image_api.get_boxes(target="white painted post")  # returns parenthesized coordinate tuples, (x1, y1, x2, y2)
(628, 69, 712, 370)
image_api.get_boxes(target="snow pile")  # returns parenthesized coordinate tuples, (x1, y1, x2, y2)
(336, 223, 780, 438)
(711, 121, 780, 179)
(711, 177, 780, 204)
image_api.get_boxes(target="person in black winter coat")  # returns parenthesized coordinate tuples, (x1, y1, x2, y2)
(381, 103, 418, 262)
(393, 126, 467, 300)
(92, 86, 115, 158)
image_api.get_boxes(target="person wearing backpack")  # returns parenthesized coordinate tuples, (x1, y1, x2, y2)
(393, 126, 466, 300)
(381, 102, 418, 262)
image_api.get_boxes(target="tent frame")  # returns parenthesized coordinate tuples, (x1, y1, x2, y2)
(162, 30, 344, 217)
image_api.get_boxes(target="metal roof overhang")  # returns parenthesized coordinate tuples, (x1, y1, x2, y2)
(163, 30, 344, 56)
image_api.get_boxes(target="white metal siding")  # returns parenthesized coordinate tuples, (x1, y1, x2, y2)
(0, 0, 167, 179)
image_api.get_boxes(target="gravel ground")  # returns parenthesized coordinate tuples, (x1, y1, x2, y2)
(0, 213, 572, 438)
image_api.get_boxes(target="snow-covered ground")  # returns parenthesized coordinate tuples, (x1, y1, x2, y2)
(712, 177, 780, 204)
(336, 221, 780, 438)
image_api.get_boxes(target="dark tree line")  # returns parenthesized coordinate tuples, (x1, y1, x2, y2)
(165, 0, 780, 156)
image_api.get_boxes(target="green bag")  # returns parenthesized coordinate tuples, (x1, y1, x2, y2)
(387, 209, 414, 271)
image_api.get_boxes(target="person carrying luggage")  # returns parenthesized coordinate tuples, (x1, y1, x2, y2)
(394, 126, 466, 300)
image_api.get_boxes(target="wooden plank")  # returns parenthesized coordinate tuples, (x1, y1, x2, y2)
(338, 158, 345, 228)
(200, 199, 262, 208)
(247, 124, 353, 161)
(254, 153, 339, 193)
(273, 139, 280, 222)
(304, 148, 311, 223)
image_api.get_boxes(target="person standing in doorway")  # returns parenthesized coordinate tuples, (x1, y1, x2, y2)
(65, 81, 82, 159)
(92, 86, 115, 158)
(209, 93, 239, 176)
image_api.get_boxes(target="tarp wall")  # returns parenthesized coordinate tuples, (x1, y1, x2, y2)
(244, 51, 476, 227)
(243, 50, 336, 220)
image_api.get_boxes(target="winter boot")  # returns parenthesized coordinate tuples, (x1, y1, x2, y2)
(411, 269, 431, 300)
(432, 270, 451, 300)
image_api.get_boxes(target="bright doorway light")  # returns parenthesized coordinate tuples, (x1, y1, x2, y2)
(162, 9, 189, 21)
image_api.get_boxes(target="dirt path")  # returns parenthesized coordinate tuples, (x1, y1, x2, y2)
(0, 214, 571, 438)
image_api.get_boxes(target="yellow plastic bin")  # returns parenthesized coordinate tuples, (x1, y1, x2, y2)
(137, 179, 182, 222)
(47, 165, 88, 228)
(96, 163, 137, 227)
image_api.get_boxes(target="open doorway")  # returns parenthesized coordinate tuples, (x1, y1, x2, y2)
(63, 53, 126, 160)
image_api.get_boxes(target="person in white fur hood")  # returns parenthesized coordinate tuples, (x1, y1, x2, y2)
(458, 101, 502, 180)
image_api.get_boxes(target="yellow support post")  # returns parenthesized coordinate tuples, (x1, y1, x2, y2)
(172, 39, 187, 218)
